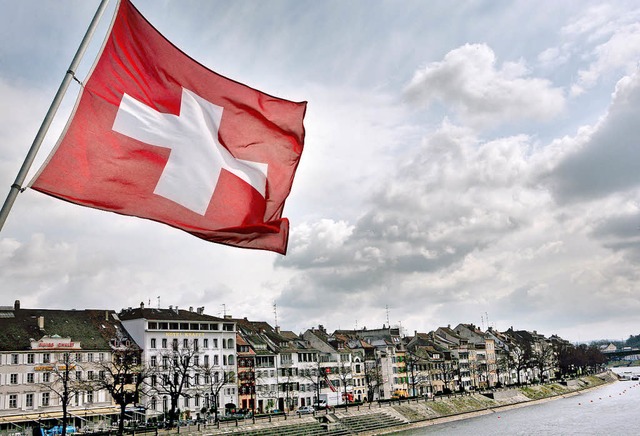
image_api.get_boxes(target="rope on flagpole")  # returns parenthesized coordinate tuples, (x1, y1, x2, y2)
(0, 0, 112, 232)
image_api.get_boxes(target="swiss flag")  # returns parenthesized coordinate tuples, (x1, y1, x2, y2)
(31, 0, 306, 255)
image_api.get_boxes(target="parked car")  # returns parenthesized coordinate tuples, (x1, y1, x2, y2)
(313, 400, 327, 410)
(296, 406, 315, 415)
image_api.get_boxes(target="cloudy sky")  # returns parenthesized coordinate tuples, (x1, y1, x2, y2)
(1, 0, 639, 343)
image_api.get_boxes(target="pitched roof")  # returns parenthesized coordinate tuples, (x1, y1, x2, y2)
(0, 307, 138, 352)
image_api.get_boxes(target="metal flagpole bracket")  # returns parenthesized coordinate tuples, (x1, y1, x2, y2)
(0, 0, 112, 232)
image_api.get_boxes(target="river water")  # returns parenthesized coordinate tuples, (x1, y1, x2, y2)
(394, 368, 640, 435)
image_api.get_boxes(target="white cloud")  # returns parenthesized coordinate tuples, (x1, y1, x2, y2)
(404, 44, 565, 129)
(2, 0, 640, 343)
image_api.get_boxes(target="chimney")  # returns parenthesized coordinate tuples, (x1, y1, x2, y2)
(275, 326, 281, 333)
(169, 305, 173, 311)
(14, 300, 20, 310)
(174, 306, 179, 314)
(38, 316, 45, 330)
(140, 301, 145, 309)
(189, 306, 194, 312)
(105, 310, 109, 321)
(197, 307, 204, 315)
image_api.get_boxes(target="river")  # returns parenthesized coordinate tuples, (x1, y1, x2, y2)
(393, 368, 640, 435)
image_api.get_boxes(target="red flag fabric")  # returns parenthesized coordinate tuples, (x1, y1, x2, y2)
(31, 0, 306, 254)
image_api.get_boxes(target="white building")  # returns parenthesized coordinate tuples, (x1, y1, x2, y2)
(119, 304, 237, 421)
(0, 301, 136, 433)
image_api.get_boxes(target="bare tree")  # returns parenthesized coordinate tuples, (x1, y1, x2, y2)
(510, 342, 533, 385)
(363, 359, 382, 402)
(531, 341, 555, 383)
(86, 344, 145, 435)
(336, 359, 353, 408)
(198, 366, 234, 421)
(404, 349, 431, 397)
(38, 352, 81, 436)
(299, 360, 328, 408)
(146, 341, 199, 428)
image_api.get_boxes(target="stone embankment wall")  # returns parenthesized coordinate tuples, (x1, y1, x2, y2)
(167, 372, 616, 435)
(368, 371, 618, 435)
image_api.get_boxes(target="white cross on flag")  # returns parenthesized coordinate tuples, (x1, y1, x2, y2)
(31, 0, 306, 254)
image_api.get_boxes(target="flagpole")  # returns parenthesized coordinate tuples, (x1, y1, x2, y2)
(0, 0, 112, 232)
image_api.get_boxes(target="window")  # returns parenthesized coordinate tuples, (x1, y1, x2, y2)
(172, 339, 178, 350)
(151, 375, 157, 387)
(88, 371, 94, 380)
(213, 339, 218, 348)
(162, 338, 167, 349)
(11, 354, 18, 364)
(43, 353, 50, 363)
(194, 374, 200, 385)
(223, 355, 227, 365)
(87, 391, 94, 403)
(99, 371, 105, 380)
(148, 322, 158, 329)
(228, 355, 235, 365)
(214, 355, 219, 366)
(227, 339, 234, 349)
(9, 394, 17, 408)
(204, 355, 209, 367)
(204, 339, 209, 348)
(183, 338, 189, 348)
(150, 338, 156, 348)
(27, 353, 34, 364)
(27, 373, 34, 383)
(194, 355, 199, 366)
(75, 353, 82, 362)
(151, 356, 157, 367)
(10, 374, 18, 384)
(151, 397, 157, 410)
(98, 353, 104, 362)
(42, 392, 50, 406)
(87, 353, 94, 362)
(76, 371, 82, 381)
(193, 339, 199, 351)
(26, 393, 34, 408)
(42, 372, 50, 383)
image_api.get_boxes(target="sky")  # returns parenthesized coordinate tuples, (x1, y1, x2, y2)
(1, 0, 639, 343)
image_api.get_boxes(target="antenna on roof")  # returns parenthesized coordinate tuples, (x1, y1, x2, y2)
(385, 305, 390, 327)
(157, 296, 160, 309)
(273, 302, 278, 329)
(221, 304, 227, 317)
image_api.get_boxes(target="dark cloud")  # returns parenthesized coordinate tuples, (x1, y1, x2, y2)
(546, 73, 640, 203)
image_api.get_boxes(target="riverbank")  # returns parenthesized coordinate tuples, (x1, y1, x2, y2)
(378, 371, 618, 435)
(168, 371, 617, 435)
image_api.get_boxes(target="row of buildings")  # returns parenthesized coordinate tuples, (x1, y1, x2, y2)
(0, 300, 579, 431)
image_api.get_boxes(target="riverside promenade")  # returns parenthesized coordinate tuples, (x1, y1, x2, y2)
(146, 371, 617, 436)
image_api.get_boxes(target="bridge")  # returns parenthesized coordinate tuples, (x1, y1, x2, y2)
(602, 348, 640, 361)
